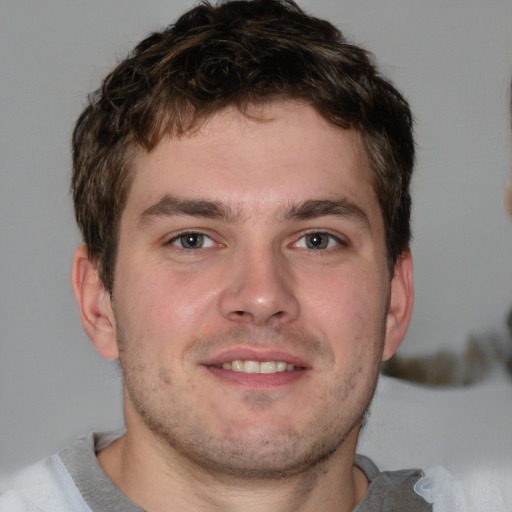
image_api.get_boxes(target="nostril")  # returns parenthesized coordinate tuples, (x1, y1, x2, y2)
(228, 310, 248, 322)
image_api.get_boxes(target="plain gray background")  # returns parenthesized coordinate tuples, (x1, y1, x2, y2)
(2, 0, 512, 474)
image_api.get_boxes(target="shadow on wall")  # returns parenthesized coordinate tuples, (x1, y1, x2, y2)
(381, 310, 512, 387)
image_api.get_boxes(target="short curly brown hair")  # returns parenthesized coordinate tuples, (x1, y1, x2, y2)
(72, 0, 414, 292)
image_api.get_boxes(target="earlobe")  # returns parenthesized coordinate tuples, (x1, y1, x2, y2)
(382, 249, 414, 361)
(71, 245, 119, 360)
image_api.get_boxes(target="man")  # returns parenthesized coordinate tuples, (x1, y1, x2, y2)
(0, 0, 429, 510)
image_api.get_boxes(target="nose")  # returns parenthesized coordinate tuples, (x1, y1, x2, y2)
(219, 246, 300, 326)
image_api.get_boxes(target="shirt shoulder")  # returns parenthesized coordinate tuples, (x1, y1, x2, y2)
(0, 455, 93, 512)
(354, 454, 433, 512)
(354, 455, 473, 512)
(1, 432, 144, 512)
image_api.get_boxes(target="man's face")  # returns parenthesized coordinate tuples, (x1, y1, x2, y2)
(106, 101, 407, 478)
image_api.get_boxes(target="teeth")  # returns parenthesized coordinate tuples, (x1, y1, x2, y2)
(276, 361, 287, 372)
(220, 360, 296, 374)
(259, 361, 276, 374)
(244, 360, 259, 373)
(231, 360, 244, 372)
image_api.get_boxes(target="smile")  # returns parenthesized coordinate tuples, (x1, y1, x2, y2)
(219, 360, 297, 374)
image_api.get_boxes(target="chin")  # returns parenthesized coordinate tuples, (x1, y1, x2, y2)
(153, 416, 359, 481)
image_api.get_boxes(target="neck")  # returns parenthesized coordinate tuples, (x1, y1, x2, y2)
(97, 425, 369, 512)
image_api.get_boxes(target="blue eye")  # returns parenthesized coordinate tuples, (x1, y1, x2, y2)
(171, 233, 215, 249)
(295, 232, 340, 250)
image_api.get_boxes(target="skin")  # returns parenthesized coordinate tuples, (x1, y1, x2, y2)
(72, 100, 413, 512)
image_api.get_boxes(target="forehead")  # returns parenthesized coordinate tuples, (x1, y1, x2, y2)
(125, 101, 377, 217)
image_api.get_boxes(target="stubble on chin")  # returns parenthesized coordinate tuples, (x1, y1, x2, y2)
(116, 323, 381, 481)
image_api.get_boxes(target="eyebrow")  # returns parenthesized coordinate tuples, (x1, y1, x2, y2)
(138, 195, 241, 227)
(281, 198, 371, 230)
(138, 195, 370, 230)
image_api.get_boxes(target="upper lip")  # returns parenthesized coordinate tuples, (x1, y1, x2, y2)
(201, 348, 311, 369)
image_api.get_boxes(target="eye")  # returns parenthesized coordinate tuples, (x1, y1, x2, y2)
(294, 232, 342, 250)
(169, 232, 215, 249)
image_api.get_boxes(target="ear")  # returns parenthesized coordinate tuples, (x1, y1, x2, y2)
(382, 249, 414, 361)
(71, 245, 119, 360)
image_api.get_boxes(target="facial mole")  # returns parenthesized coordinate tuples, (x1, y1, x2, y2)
(158, 368, 172, 385)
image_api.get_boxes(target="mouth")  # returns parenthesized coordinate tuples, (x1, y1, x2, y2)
(216, 360, 299, 374)
(201, 350, 309, 388)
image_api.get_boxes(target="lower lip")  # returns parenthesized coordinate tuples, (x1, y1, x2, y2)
(204, 365, 308, 389)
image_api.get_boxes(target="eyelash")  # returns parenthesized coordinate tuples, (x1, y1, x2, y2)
(166, 231, 217, 250)
(164, 230, 348, 253)
(293, 231, 348, 251)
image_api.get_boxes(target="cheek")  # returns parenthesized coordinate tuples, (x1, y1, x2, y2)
(115, 262, 222, 343)
(301, 267, 388, 350)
